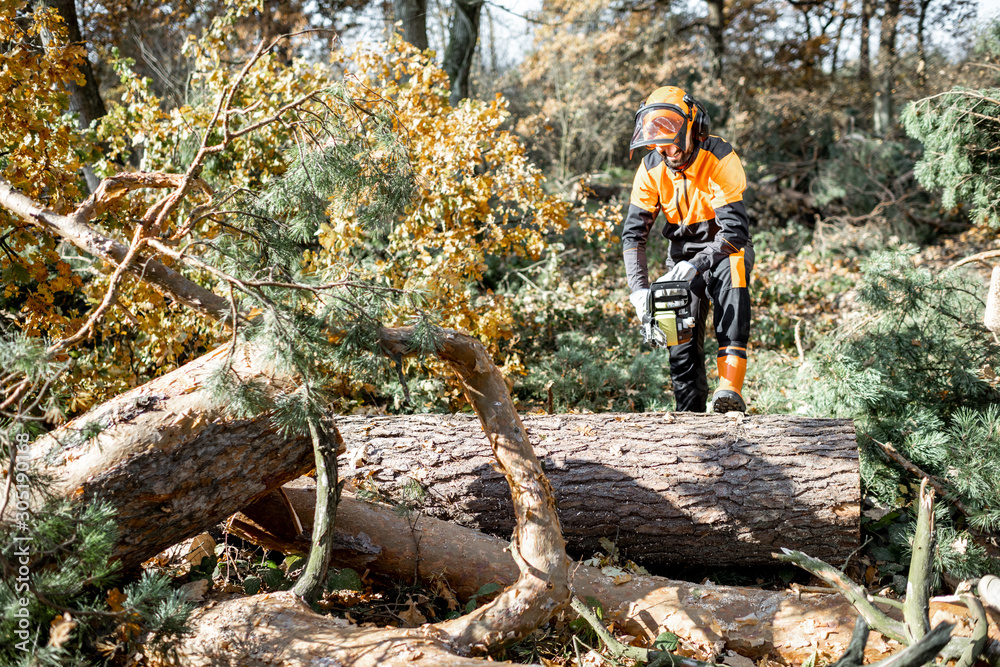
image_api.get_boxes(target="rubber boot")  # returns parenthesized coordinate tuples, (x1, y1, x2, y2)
(712, 347, 747, 413)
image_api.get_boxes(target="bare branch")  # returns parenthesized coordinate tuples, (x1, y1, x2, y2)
(0, 176, 232, 322)
(869, 438, 972, 517)
(947, 249, 1000, 272)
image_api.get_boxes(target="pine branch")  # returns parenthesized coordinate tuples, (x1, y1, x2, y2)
(947, 249, 1000, 272)
(902, 479, 934, 642)
(568, 596, 717, 667)
(774, 548, 908, 643)
(291, 413, 344, 603)
(869, 438, 972, 518)
(954, 594, 989, 667)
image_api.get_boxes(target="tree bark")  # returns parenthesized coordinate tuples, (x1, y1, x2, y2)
(394, 0, 429, 49)
(705, 0, 725, 84)
(874, 0, 901, 137)
(14, 329, 571, 652)
(21, 343, 314, 572)
(859, 0, 871, 88)
(916, 0, 931, 92)
(153, 591, 513, 667)
(228, 484, 1000, 666)
(336, 412, 860, 567)
(443, 0, 483, 105)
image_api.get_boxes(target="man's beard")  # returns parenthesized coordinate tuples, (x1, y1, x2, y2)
(665, 154, 687, 168)
(660, 148, 691, 169)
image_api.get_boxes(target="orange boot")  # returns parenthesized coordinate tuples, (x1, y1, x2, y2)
(712, 346, 747, 413)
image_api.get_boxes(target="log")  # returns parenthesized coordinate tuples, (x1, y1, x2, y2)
(229, 482, 1000, 666)
(21, 344, 314, 571)
(154, 591, 520, 667)
(338, 412, 860, 567)
(14, 329, 571, 656)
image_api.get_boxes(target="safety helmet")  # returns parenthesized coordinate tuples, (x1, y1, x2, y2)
(629, 86, 710, 162)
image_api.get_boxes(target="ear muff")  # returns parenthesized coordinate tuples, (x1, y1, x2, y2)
(681, 93, 711, 143)
(693, 101, 711, 142)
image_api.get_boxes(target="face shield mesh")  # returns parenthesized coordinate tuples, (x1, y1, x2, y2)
(630, 104, 688, 153)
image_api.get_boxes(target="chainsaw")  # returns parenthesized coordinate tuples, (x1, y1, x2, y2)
(642, 280, 696, 348)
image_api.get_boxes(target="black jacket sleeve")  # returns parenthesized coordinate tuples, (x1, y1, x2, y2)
(622, 204, 659, 292)
(622, 160, 660, 293)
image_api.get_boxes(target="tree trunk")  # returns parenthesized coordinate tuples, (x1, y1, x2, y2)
(15, 329, 571, 652)
(14, 341, 857, 574)
(443, 0, 483, 105)
(830, 8, 848, 77)
(917, 0, 931, 92)
(394, 0, 429, 49)
(705, 0, 725, 84)
(152, 591, 511, 667)
(36, 0, 108, 191)
(859, 0, 871, 87)
(337, 412, 860, 568)
(21, 343, 315, 572)
(228, 484, 1000, 666)
(874, 0, 901, 137)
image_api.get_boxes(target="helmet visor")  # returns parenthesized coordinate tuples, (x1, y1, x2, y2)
(630, 104, 687, 153)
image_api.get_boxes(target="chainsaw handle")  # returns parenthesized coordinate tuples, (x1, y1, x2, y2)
(647, 280, 691, 315)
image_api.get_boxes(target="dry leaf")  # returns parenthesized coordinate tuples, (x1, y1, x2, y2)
(432, 579, 460, 611)
(95, 639, 120, 658)
(398, 596, 427, 627)
(601, 565, 632, 584)
(180, 578, 210, 602)
(723, 653, 757, 667)
(349, 445, 367, 469)
(107, 588, 127, 613)
(48, 613, 76, 648)
(867, 633, 890, 654)
(186, 533, 216, 566)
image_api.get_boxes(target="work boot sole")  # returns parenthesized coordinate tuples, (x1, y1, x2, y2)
(711, 390, 746, 414)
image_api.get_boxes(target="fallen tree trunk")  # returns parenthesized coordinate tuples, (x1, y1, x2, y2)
(18, 349, 858, 572)
(152, 591, 516, 667)
(15, 328, 571, 655)
(337, 412, 860, 567)
(5, 177, 573, 658)
(23, 343, 314, 571)
(229, 483, 1000, 666)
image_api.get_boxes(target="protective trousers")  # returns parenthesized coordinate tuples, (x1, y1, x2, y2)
(667, 245, 754, 412)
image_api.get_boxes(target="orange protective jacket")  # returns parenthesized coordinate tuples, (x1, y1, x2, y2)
(621, 136, 750, 293)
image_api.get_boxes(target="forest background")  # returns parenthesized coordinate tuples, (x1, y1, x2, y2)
(2, 0, 1000, 663)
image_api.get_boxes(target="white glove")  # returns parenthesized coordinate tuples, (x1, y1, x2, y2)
(662, 260, 698, 283)
(629, 289, 649, 320)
